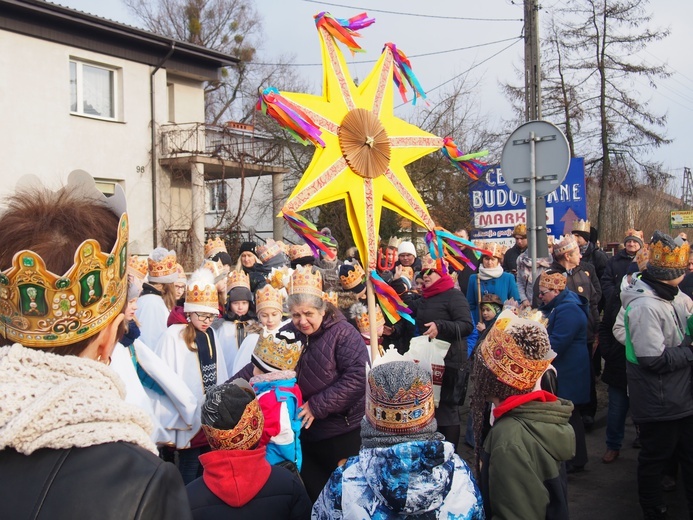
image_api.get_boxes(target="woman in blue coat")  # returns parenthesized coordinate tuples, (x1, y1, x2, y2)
(539, 269, 590, 472)
(467, 243, 520, 325)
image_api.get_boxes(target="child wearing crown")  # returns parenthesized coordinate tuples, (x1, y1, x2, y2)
(154, 269, 229, 485)
(249, 333, 304, 472)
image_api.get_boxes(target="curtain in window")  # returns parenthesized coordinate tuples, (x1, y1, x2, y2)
(82, 65, 114, 118)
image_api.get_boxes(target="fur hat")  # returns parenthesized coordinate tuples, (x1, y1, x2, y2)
(201, 380, 264, 451)
(365, 361, 436, 435)
(538, 270, 567, 292)
(647, 231, 689, 280)
(624, 228, 644, 248)
(397, 241, 417, 257)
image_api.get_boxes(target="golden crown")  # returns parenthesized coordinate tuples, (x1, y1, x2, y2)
(387, 236, 402, 249)
(420, 254, 436, 270)
(0, 213, 129, 348)
(204, 237, 227, 259)
(322, 291, 339, 307)
(201, 259, 229, 283)
(339, 263, 365, 290)
(252, 333, 303, 372)
(483, 242, 506, 260)
(572, 219, 591, 234)
(351, 303, 385, 334)
(147, 249, 177, 282)
(184, 275, 219, 313)
(649, 236, 689, 270)
(228, 270, 250, 291)
(479, 313, 554, 391)
(366, 369, 435, 434)
(539, 271, 566, 291)
(267, 266, 293, 290)
(635, 245, 649, 271)
(288, 243, 313, 261)
(255, 284, 284, 313)
(290, 265, 323, 297)
(175, 263, 187, 282)
(256, 239, 282, 263)
(553, 235, 578, 256)
(517, 307, 549, 327)
(625, 228, 644, 243)
(513, 223, 527, 237)
(127, 255, 148, 280)
(202, 398, 263, 451)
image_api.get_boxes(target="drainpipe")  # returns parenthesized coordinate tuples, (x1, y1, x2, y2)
(150, 42, 175, 248)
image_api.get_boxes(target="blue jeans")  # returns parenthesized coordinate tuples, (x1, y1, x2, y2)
(606, 385, 629, 451)
(177, 447, 205, 485)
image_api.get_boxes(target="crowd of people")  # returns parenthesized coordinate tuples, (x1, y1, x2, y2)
(1, 173, 692, 519)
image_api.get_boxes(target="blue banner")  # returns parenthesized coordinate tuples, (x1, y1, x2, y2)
(470, 157, 587, 246)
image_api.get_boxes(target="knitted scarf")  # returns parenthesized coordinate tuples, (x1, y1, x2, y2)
(194, 329, 219, 393)
(422, 274, 455, 299)
(478, 265, 504, 281)
(0, 344, 156, 455)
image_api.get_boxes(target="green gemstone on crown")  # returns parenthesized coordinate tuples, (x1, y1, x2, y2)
(106, 255, 114, 266)
(59, 300, 70, 312)
(56, 278, 70, 289)
(77, 326, 90, 335)
(0, 274, 8, 285)
(22, 257, 35, 267)
(44, 334, 58, 341)
(84, 244, 94, 256)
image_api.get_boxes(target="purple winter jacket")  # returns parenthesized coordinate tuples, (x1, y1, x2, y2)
(232, 308, 369, 443)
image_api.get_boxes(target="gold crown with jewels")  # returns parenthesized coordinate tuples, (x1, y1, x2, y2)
(351, 303, 385, 334)
(288, 243, 313, 261)
(339, 263, 365, 290)
(572, 219, 591, 234)
(252, 333, 303, 372)
(290, 265, 323, 297)
(204, 237, 227, 259)
(228, 269, 250, 291)
(256, 239, 283, 263)
(127, 255, 148, 280)
(255, 284, 284, 313)
(0, 171, 128, 348)
(649, 235, 689, 270)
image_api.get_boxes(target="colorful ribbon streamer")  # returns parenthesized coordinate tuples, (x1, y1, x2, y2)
(370, 270, 415, 325)
(425, 228, 493, 272)
(282, 210, 336, 260)
(383, 43, 427, 105)
(256, 87, 325, 147)
(314, 12, 375, 54)
(441, 137, 490, 181)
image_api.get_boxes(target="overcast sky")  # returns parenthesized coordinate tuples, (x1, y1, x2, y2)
(58, 0, 692, 190)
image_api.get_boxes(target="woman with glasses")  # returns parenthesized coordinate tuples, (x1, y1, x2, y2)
(154, 269, 229, 485)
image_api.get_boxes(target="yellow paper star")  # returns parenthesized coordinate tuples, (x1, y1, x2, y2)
(280, 26, 442, 269)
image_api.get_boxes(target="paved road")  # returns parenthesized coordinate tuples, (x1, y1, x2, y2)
(459, 378, 688, 519)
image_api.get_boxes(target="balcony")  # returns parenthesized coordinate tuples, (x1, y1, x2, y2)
(159, 122, 290, 179)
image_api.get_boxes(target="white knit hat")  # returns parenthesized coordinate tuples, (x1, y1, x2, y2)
(397, 241, 417, 257)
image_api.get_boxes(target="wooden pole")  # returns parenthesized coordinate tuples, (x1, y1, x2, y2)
(366, 276, 379, 362)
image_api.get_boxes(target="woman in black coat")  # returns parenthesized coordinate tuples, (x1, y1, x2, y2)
(408, 265, 474, 447)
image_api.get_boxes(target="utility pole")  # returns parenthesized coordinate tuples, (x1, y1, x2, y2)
(682, 167, 693, 208)
(523, 0, 549, 258)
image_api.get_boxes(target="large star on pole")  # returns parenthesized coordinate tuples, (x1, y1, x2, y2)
(280, 26, 442, 269)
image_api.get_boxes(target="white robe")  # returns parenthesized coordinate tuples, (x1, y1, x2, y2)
(154, 324, 229, 448)
(135, 293, 170, 351)
(110, 338, 199, 447)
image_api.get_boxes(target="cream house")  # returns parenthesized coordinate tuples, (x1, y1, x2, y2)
(0, 0, 287, 266)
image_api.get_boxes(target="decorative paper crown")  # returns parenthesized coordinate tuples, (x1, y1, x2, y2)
(127, 255, 148, 280)
(148, 248, 178, 283)
(479, 310, 556, 391)
(267, 266, 293, 290)
(228, 270, 250, 291)
(201, 259, 229, 283)
(400, 266, 414, 282)
(202, 397, 264, 451)
(635, 245, 649, 272)
(0, 171, 128, 348)
(624, 228, 644, 244)
(204, 237, 227, 259)
(539, 270, 567, 291)
(276, 240, 290, 255)
(420, 254, 436, 270)
(184, 269, 219, 314)
(175, 263, 187, 282)
(483, 242, 506, 260)
(256, 239, 282, 263)
(288, 243, 314, 261)
(553, 234, 578, 256)
(518, 307, 549, 327)
(502, 297, 521, 313)
(255, 284, 284, 313)
(387, 236, 402, 249)
(339, 263, 365, 290)
(572, 219, 591, 234)
(350, 302, 385, 334)
(365, 362, 435, 434)
(513, 223, 527, 237)
(290, 265, 323, 297)
(252, 333, 303, 372)
(648, 232, 689, 270)
(322, 291, 338, 307)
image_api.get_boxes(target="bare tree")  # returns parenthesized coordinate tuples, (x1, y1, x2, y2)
(552, 0, 671, 238)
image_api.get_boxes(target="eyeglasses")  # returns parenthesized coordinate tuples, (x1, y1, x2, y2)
(421, 269, 435, 277)
(193, 312, 217, 323)
(538, 289, 552, 296)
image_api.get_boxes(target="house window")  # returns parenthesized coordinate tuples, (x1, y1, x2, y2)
(70, 60, 117, 119)
(94, 179, 121, 197)
(207, 181, 227, 213)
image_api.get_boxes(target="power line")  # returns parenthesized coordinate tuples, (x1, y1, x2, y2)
(302, 0, 523, 22)
(253, 35, 522, 67)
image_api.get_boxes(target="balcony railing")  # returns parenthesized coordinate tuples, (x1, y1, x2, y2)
(160, 122, 290, 167)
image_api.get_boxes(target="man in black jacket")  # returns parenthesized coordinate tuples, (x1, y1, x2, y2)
(501, 223, 527, 275)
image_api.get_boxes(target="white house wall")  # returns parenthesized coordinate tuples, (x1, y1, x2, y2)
(0, 29, 171, 255)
